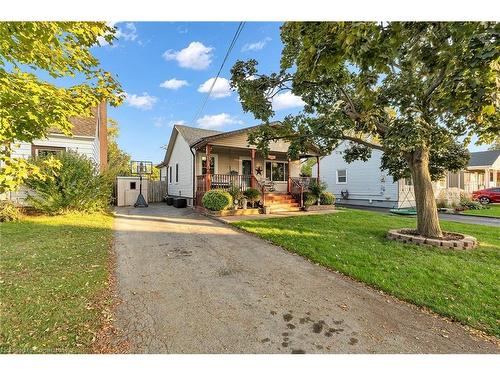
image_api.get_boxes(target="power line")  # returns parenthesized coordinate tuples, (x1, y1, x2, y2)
(191, 22, 245, 125)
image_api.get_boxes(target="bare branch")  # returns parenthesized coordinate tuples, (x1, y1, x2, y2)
(343, 135, 384, 151)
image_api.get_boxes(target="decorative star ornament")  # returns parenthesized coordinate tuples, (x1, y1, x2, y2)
(255, 166, 263, 175)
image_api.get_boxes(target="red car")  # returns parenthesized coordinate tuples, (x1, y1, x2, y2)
(472, 187, 500, 204)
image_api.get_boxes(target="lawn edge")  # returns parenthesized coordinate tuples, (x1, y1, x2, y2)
(228, 219, 500, 346)
(91, 213, 130, 353)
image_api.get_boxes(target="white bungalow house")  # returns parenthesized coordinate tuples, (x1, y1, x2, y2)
(313, 141, 500, 208)
(159, 124, 320, 211)
(3, 102, 108, 203)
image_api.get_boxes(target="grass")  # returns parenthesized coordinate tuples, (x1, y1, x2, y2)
(0, 212, 114, 353)
(460, 204, 500, 218)
(233, 209, 500, 337)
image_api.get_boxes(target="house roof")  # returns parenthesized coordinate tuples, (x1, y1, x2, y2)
(468, 150, 500, 167)
(175, 125, 222, 146)
(49, 108, 98, 137)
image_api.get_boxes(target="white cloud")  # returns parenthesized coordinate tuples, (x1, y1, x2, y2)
(97, 22, 138, 46)
(272, 91, 305, 111)
(117, 22, 138, 41)
(153, 116, 166, 128)
(160, 78, 189, 90)
(125, 92, 158, 110)
(163, 41, 214, 70)
(197, 77, 232, 98)
(241, 37, 271, 52)
(196, 113, 242, 129)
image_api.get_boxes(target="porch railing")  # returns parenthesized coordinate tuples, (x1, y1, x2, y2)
(196, 174, 253, 205)
(289, 177, 318, 208)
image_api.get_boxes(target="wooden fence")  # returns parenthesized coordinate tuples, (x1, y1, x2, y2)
(148, 180, 167, 203)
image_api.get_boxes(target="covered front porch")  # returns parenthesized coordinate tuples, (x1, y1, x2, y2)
(194, 143, 320, 206)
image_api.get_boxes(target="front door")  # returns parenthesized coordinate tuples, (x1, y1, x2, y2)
(241, 159, 252, 189)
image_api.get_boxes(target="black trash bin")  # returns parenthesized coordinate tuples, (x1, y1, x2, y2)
(166, 196, 174, 205)
(173, 198, 187, 208)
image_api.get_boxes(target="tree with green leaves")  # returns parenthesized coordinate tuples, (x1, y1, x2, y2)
(0, 22, 123, 193)
(106, 118, 132, 182)
(231, 22, 499, 238)
(488, 136, 500, 151)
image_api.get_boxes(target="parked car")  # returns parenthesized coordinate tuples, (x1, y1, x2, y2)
(471, 187, 500, 204)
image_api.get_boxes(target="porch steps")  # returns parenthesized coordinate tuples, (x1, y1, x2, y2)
(265, 193, 302, 213)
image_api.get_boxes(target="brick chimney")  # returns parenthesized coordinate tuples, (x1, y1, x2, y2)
(98, 101, 108, 172)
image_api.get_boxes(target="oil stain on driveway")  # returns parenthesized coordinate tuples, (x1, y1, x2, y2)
(112, 204, 498, 353)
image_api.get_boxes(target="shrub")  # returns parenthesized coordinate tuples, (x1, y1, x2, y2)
(309, 179, 327, 197)
(227, 183, 244, 203)
(202, 189, 233, 211)
(0, 201, 22, 222)
(459, 193, 487, 210)
(24, 151, 111, 215)
(320, 192, 335, 205)
(244, 188, 261, 207)
(304, 194, 318, 208)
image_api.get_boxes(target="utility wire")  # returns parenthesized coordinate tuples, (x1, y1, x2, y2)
(191, 22, 245, 125)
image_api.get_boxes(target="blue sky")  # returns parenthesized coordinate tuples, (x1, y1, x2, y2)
(91, 22, 489, 164)
(92, 22, 305, 163)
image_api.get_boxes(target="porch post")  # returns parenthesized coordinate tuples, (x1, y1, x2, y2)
(205, 144, 211, 192)
(287, 158, 291, 193)
(250, 148, 256, 188)
(316, 156, 320, 181)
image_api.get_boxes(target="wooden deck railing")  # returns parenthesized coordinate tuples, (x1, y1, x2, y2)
(289, 177, 318, 208)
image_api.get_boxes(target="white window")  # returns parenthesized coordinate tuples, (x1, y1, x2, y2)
(265, 161, 288, 182)
(336, 169, 347, 184)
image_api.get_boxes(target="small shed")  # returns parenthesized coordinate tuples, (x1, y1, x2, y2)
(116, 176, 149, 207)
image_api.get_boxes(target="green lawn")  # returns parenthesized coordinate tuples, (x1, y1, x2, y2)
(461, 204, 500, 218)
(0, 213, 114, 353)
(233, 209, 500, 337)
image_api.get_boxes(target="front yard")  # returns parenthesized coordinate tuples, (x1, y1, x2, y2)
(460, 204, 500, 218)
(233, 209, 500, 337)
(0, 213, 114, 353)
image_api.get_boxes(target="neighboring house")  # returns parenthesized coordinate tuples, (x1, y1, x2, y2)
(3, 102, 108, 203)
(313, 141, 500, 208)
(160, 124, 320, 210)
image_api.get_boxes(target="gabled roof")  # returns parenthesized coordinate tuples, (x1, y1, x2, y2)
(175, 125, 222, 146)
(49, 107, 99, 138)
(468, 150, 500, 167)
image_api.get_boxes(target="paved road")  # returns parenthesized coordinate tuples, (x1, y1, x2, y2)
(337, 204, 500, 227)
(113, 205, 498, 353)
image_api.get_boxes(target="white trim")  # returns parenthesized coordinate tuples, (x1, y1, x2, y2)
(264, 160, 288, 182)
(336, 169, 347, 184)
(175, 163, 179, 184)
(239, 156, 252, 175)
(198, 153, 218, 174)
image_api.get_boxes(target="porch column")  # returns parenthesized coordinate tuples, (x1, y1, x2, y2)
(287, 158, 291, 193)
(250, 148, 256, 188)
(316, 156, 320, 181)
(205, 144, 211, 192)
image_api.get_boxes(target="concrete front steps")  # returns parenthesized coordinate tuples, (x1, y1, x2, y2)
(265, 193, 302, 213)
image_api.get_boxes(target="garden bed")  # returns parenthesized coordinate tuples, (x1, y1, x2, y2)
(195, 206, 260, 217)
(387, 228, 477, 250)
(304, 204, 336, 212)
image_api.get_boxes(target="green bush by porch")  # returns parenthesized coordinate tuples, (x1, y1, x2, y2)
(233, 209, 500, 337)
(202, 189, 233, 211)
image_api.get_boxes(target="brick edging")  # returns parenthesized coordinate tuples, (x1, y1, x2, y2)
(387, 228, 478, 250)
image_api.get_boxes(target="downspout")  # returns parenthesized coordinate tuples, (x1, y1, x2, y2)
(190, 146, 196, 206)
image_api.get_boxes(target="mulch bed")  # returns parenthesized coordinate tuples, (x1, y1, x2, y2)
(399, 229, 465, 241)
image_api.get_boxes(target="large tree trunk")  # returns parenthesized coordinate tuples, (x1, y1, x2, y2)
(407, 148, 443, 238)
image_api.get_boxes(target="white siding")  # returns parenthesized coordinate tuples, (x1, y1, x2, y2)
(166, 133, 194, 200)
(314, 141, 399, 208)
(11, 135, 97, 164)
(5, 134, 97, 204)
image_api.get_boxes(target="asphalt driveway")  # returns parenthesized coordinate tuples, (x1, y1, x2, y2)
(113, 204, 498, 353)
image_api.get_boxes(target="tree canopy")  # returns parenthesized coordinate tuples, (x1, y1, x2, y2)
(0, 22, 123, 192)
(231, 22, 499, 237)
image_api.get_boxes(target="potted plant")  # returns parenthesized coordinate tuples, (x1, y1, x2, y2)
(244, 188, 261, 208)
